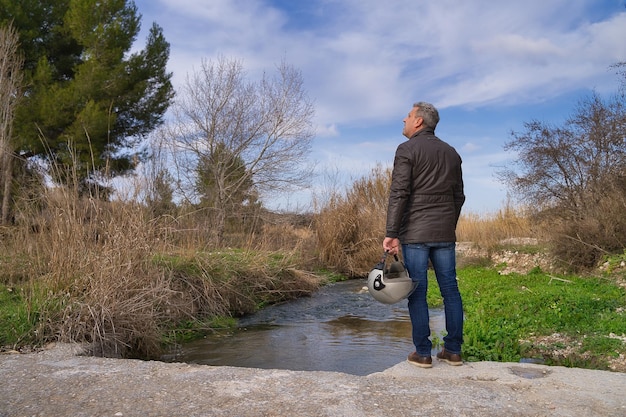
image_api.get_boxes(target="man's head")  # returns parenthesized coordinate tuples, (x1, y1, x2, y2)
(402, 102, 440, 138)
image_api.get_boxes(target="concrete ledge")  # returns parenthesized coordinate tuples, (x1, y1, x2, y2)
(1, 344, 624, 416)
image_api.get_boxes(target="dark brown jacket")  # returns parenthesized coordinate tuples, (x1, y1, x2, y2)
(385, 128, 465, 243)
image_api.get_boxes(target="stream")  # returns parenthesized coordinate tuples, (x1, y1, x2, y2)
(172, 279, 445, 376)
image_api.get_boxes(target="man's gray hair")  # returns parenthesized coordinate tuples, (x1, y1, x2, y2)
(413, 102, 439, 129)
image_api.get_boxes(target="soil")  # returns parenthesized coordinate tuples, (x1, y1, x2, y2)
(1, 343, 625, 417)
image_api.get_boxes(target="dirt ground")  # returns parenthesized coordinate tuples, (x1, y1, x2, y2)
(1, 343, 624, 417)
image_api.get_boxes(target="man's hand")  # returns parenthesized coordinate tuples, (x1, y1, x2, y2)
(383, 237, 400, 256)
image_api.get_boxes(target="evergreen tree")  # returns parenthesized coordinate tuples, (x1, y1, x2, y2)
(1, 0, 174, 194)
(195, 142, 260, 240)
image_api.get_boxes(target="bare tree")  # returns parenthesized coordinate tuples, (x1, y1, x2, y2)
(501, 93, 625, 213)
(0, 23, 23, 225)
(168, 57, 315, 243)
(499, 74, 626, 268)
(612, 61, 626, 94)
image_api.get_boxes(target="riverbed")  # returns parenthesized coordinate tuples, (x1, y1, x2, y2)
(170, 279, 445, 375)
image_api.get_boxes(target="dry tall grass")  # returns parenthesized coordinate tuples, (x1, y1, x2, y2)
(1, 180, 320, 358)
(314, 165, 391, 277)
(314, 167, 540, 276)
(4, 186, 188, 357)
(457, 203, 539, 250)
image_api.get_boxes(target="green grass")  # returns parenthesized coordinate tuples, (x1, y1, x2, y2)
(315, 268, 347, 283)
(0, 285, 37, 347)
(456, 267, 626, 369)
(165, 316, 239, 344)
(600, 250, 626, 276)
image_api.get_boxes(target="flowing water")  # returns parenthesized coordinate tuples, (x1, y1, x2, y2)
(172, 279, 445, 376)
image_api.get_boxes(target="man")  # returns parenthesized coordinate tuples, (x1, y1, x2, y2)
(383, 102, 465, 368)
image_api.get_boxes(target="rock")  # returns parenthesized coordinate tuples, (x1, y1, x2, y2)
(0, 343, 624, 416)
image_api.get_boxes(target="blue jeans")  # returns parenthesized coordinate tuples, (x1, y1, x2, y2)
(402, 242, 464, 356)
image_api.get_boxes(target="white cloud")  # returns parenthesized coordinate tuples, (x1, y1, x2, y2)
(316, 123, 339, 138)
(462, 142, 481, 153)
(143, 0, 624, 124)
(134, 0, 625, 212)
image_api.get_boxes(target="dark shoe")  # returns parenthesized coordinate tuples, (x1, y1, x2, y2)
(407, 352, 432, 368)
(436, 348, 463, 366)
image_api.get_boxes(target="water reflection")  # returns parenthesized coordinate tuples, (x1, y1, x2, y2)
(174, 279, 445, 376)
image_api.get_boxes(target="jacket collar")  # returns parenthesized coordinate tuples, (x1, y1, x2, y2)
(409, 127, 435, 140)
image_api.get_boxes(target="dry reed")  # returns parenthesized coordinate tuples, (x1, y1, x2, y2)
(314, 165, 391, 276)
(2, 179, 321, 357)
(457, 203, 539, 250)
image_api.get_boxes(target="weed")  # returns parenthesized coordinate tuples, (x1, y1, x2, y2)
(166, 316, 239, 343)
(0, 285, 35, 347)
(459, 266, 626, 370)
(581, 336, 622, 357)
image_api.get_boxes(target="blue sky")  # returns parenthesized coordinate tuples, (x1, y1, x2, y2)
(132, 0, 626, 213)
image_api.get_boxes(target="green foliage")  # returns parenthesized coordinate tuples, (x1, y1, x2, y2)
(459, 267, 626, 369)
(196, 143, 257, 209)
(166, 316, 238, 344)
(145, 169, 176, 216)
(0, 278, 91, 349)
(0, 285, 36, 346)
(195, 143, 261, 239)
(581, 336, 622, 357)
(600, 250, 626, 276)
(0, 0, 79, 78)
(1, 0, 174, 191)
(425, 272, 443, 308)
(314, 268, 346, 283)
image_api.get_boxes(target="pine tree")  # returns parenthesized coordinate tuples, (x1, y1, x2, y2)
(1, 0, 174, 195)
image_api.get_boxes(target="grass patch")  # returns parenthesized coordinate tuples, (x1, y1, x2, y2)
(166, 316, 239, 344)
(0, 285, 35, 347)
(458, 266, 626, 369)
(599, 250, 626, 277)
(153, 248, 322, 314)
(423, 272, 444, 308)
(315, 268, 348, 283)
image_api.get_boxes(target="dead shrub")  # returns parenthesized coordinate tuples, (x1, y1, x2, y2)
(19, 188, 181, 358)
(546, 184, 626, 271)
(315, 166, 390, 276)
(457, 202, 540, 251)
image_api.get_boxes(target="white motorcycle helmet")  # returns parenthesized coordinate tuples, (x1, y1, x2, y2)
(367, 252, 416, 304)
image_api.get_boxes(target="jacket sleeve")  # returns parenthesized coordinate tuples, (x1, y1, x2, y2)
(453, 162, 465, 225)
(385, 145, 412, 238)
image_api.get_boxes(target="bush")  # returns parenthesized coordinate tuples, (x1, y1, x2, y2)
(547, 179, 626, 270)
(314, 165, 391, 276)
